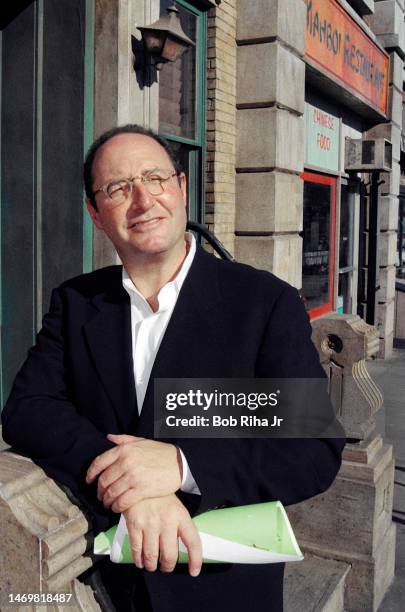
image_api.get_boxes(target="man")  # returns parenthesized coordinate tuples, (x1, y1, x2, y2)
(2, 125, 344, 611)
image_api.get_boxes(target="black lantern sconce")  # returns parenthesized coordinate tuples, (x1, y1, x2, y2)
(136, 3, 195, 71)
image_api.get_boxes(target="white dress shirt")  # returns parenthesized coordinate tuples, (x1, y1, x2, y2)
(122, 232, 200, 495)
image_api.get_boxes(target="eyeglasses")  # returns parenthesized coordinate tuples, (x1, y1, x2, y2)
(93, 170, 178, 205)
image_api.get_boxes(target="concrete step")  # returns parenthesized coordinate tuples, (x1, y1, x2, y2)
(284, 554, 350, 612)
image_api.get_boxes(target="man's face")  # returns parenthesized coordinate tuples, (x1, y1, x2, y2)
(87, 133, 187, 262)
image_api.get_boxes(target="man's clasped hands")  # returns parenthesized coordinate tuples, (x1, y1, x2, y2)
(86, 435, 202, 576)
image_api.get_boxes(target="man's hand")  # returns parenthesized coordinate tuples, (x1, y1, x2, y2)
(124, 494, 202, 577)
(86, 434, 183, 511)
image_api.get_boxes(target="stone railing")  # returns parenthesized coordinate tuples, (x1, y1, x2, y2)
(287, 313, 395, 612)
(0, 451, 104, 611)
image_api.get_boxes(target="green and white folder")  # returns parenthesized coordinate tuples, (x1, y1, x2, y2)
(94, 501, 303, 564)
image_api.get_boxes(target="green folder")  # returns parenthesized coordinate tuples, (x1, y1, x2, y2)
(94, 501, 303, 564)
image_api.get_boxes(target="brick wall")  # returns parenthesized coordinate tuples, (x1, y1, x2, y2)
(205, 0, 237, 255)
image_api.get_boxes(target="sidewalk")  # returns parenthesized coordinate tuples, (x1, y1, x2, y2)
(367, 350, 405, 611)
(0, 351, 404, 610)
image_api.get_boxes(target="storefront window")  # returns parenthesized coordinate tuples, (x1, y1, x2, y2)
(338, 183, 356, 313)
(302, 173, 336, 318)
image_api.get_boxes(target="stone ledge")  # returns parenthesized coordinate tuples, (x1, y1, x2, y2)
(297, 523, 396, 612)
(284, 554, 350, 612)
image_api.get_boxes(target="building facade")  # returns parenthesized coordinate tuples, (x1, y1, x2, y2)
(1, 0, 405, 404)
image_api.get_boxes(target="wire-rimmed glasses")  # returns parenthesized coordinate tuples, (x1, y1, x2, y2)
(93, 170, 178, 206)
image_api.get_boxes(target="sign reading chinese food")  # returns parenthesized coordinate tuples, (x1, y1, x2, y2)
(306, 0, 389, 115)
(305, 103, 340, 172)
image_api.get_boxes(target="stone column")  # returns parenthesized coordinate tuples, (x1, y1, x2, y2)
(234, 0, 306, 288)
(287, 315, 396, 611)
(364, 1, 405, 357)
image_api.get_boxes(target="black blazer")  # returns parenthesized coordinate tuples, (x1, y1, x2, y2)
(2, 246, 344, 612)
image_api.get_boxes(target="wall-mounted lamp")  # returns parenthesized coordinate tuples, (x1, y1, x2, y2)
(137, 3, 195, 70)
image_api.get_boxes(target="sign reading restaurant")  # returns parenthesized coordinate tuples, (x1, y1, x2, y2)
(306, 0, 389, 115)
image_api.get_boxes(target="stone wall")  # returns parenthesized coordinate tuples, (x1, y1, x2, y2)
(365, 1, 405, 357)
(234, 0, 306, 288)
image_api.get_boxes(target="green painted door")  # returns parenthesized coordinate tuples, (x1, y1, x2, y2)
(1, 0, 94, 405)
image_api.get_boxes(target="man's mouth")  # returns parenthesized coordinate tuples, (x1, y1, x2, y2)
(128, 217, 163, 229)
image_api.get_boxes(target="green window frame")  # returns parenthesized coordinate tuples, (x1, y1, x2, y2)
(83, 0, 95, 273)
(0, 0, 94, 406)
(158, 0, 207, 224)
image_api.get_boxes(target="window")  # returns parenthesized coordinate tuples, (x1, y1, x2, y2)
(301, 172, 337, 318)
(158, 0, 207, 223)
(338, 182, 358, 313)
(0, 0, 94, 404)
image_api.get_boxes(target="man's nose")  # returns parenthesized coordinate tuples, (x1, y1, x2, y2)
(128, 180, 154, 212)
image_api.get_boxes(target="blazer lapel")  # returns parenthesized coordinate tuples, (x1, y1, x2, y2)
(137, 247, 227, 437)
(83, 274, 138, 431)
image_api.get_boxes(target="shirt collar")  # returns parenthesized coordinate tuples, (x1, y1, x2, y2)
(122, 232, 196, 313)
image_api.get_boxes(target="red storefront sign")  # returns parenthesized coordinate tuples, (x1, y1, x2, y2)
(306, 0, 389, 115)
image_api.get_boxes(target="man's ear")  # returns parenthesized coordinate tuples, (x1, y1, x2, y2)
(179, 172, 187, 208)
(86, 198, 104, 230)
